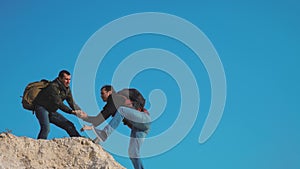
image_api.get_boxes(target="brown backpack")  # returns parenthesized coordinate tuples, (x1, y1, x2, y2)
(21, 79, 50, 111)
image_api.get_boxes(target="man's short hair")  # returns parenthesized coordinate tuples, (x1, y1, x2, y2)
(58, 70, 71, 78)
(101, 85, 116, 93)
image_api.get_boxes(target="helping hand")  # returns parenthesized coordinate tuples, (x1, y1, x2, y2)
(75, 110, 88, 119)
(80, 125, 93, 132)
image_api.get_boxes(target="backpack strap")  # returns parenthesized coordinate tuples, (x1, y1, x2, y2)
(119, 94, 133, 107)
(142, 108, 150, 115)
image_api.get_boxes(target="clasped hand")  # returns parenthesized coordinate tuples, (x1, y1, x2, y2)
(74, 110, 88, 119)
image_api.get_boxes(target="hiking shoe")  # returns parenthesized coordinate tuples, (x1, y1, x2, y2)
(92, 137, 102, 144)
(92, 127, 108, 142)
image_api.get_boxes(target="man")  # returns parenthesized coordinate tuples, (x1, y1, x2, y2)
(33, 70, 82, 139)
(78, 85, 124, 127)
(78, 85, 151, 169)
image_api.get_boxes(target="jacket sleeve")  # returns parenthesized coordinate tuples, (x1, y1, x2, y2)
(58, 99, 73, 114)
(66, 90, 81, 111)
(50, 85, 73, 114)
(83, 94, 125, 126)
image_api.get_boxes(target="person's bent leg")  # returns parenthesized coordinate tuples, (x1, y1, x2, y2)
(49, 112, 81, 137)
(118, 106, 151, 131)
(118, 107, 151, 124)
(98, 107, 150, 141)
(100, 112, 124, 140)
(35, 105, 50, 139)
(128, 129, 147, 169)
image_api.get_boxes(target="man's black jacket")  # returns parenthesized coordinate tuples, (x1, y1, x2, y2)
(33, 78, 80, 114)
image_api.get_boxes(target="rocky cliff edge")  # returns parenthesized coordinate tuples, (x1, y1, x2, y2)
(0, 132, 125, 169)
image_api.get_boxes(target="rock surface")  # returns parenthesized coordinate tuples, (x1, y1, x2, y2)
(0, 132, 125, 169)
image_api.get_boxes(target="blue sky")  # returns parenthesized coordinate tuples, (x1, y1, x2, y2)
(1, 1, 299, 169)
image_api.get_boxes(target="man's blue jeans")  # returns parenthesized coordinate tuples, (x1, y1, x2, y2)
(94, 106, 151, 169)
(35, 105, 81, 139)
